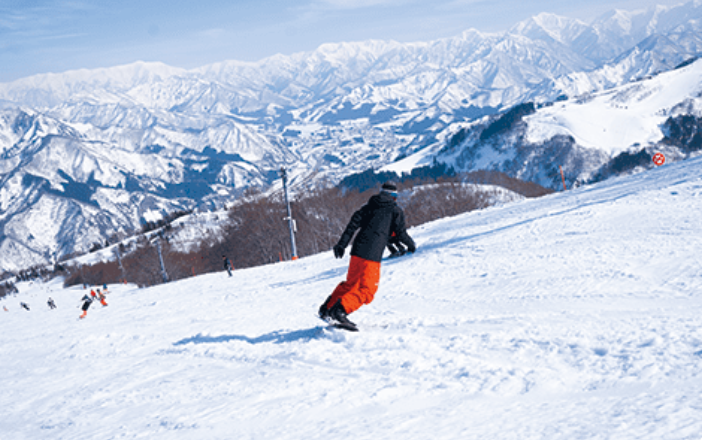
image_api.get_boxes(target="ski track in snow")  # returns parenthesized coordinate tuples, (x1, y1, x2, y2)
(2, 157, 702, 439)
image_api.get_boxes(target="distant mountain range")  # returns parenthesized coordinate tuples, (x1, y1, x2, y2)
(2, 1, 702, 271)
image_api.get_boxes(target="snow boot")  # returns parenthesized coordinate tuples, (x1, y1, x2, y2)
(318, 295, 333, 321)
(329, 300, 358, 331)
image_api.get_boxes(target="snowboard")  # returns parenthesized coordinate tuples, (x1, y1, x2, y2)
(329, 321, 359, 332)
(319, 315, 359, 332)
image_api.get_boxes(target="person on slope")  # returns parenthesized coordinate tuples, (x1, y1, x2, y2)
(318, 181, 416, 330)
(47, 297, 57, 309)
(79, 294, 93, 319)
(97, 289, 108, 307)
(223, 255, 233, 277)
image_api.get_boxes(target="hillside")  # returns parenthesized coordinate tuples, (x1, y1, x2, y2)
(1, 155, 701, 439)
(5, 2, 702, 270)
(426, 58, 702, 190)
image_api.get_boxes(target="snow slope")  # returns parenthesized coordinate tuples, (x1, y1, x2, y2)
(525, 59, 702, 154)
(1, 155, 702, 439)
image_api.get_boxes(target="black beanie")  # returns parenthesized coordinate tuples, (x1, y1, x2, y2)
(381, 181, 397, 192)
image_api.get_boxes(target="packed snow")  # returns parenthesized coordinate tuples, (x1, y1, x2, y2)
(525, 60, 702, 155)
(2, 155, 702, 439)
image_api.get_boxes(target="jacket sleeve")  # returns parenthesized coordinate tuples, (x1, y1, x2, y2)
(392, 208, 416, 251)
(336, 207, 365, 248)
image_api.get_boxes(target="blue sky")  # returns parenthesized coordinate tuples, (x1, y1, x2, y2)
(0, 0, 689, 83)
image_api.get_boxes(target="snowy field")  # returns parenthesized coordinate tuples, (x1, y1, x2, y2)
(2, 156, 702, 439)
(525, 59, 702, 155)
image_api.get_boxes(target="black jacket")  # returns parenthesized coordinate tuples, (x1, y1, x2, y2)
(337, 192, 415, 262)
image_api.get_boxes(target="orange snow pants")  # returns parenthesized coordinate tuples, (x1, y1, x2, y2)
(328, 255, 381, 314)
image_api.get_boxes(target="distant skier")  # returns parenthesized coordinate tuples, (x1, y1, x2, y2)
(97, 289, 108, 306)
(47, 297, 57, 309)
(91, 289, 107, 306)
(20, 302, 30, 311)
(79, 294, 93, 319)
(223, 255, 233, 277)
(3, 305, 8, 312)
(318, 181, 416, 330)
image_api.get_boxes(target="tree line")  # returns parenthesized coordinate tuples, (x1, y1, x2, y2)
(60, 170, 551, 288)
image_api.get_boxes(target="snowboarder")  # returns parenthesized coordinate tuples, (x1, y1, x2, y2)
(318, 181, 416, 330)
(47, 297, 57, 309)
(79, 294, 93, 319)
(97, 289, 108, 306)
(20, 302, 30, 311)
(223, 255, 233, 277)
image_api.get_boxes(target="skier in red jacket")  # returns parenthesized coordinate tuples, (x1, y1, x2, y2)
(318, 181, 416, 330)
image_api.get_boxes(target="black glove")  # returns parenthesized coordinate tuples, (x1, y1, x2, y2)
(406, 242, 416, 253)
(333, 244, 345, 259)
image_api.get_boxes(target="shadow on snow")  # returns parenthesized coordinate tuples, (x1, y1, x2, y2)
(173, 326, 328, 346)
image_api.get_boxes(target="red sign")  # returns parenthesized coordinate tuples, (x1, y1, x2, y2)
(652, 152, 666, 166)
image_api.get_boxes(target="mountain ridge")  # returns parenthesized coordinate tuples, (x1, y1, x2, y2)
(3, 1, 702, 271)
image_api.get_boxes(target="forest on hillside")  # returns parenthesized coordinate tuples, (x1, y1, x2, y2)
(1, 170, 552, 292)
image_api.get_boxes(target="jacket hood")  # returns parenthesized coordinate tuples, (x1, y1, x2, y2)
(368, 191, 396, 208)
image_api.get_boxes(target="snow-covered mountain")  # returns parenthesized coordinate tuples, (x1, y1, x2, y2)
(3, 1, 702, 270)
(415, 57, 702, 190)
(2, 152, 701, 439)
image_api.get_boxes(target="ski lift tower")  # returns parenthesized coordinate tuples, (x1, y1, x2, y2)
(152, 234, 169, 283)
(279, 167, 298, 260)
